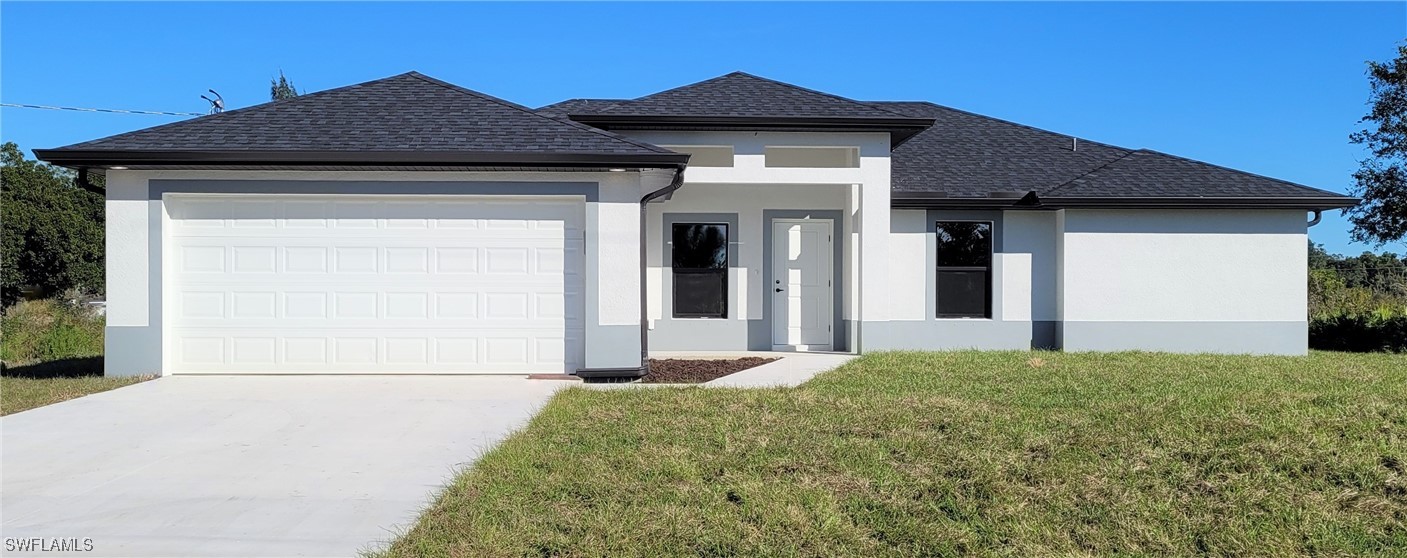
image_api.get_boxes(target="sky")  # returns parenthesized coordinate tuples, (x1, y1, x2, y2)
(2, 2, 1403, 255)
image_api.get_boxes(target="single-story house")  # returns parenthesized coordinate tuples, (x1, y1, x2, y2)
(35, 71, 1358, 377)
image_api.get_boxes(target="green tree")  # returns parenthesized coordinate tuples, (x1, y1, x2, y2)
(270, 70, 300, 100)
(1, 142, 104, 305)
(1349, 43, 1407, 246)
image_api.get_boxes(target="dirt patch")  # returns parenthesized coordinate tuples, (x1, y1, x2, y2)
(641, 357, 780, 384)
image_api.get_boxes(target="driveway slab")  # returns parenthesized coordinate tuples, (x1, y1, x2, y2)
(1, 376, 566, 557)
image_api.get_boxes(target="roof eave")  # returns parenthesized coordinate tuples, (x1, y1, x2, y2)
(32, 149, 691, 170)
(1042, 196, 1361, 211)
(892, 192, 1361, 211)
(566, 114, 936, 148)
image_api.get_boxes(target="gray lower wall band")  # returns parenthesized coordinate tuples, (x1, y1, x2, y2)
(584, 324, 642, 369)
(862, 319, 1035, 351)
(649, 318, 755, 351)
(105, 326, 163, 377)
(1061, 321, 1308, 355)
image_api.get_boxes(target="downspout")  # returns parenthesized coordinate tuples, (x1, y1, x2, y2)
(636, 167, 687, 376)
(1307, 210, 1322, 227)
(574, 166, 686, 379)
(76, 168, 105, 195)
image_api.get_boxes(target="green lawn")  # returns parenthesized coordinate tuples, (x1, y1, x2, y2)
(381, 351, 1407, 557)
(0, 374, 148, 416)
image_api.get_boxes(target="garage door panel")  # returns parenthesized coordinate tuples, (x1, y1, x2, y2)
(175, 291, 574, 324)
(167, 195, 583, 374)
(173, 241, 576, 275)
(173, 199, 578, 234)
(172, 329, 572, 372)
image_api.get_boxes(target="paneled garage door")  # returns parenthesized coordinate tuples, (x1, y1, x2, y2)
(166, 195, 583, 374)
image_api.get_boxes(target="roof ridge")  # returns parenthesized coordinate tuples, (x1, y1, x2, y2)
(1044, 150, 1141, 196)
(721, 72, 916, 118)
(546, 98, 628, 106)
(617, 72, 742, 103)
(591, 71, 910, 118)
(872, 100, 1132, 153)
(405, 72, 674, 155)
(63, 72, 422, 150)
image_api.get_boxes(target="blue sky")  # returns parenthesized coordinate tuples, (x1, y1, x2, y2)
(3, 2, 1402, 255)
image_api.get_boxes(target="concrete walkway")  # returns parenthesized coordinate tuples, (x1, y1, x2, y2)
(652, 351, 858, 388)
(1, 376, 567, 557)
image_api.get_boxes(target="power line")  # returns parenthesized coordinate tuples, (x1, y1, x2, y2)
(0, 102, 202, 117)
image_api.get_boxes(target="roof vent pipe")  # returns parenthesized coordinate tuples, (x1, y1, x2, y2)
(1072, 137, 1078, 152)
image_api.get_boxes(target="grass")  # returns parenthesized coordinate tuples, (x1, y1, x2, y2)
(380, 351, 1407, 557)
(1, 298, 145, 416)
(1, 374, 148, 416)
(2, 298, 105, 365)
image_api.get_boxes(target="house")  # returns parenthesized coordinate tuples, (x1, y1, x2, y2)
(34, 71, 1358, 377)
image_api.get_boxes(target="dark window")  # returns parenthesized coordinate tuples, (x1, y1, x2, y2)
(935, 222, 992, 318)
(672, 223, 728, 318)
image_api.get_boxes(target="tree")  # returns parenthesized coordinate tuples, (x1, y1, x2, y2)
(1, 142, 105, 306)
(270, 70, 300, 100)
(1349, 43, 1407, 246)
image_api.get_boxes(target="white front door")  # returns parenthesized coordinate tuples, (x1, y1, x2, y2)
(165, 194, 583, 374)
(771, 219, 833, 350)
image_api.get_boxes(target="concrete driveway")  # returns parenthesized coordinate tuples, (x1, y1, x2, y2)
(1, 376, 568, 557)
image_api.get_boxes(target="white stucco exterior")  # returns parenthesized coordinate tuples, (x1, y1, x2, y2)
(878, 207, 1308, 354)
(98, 144, 1318, 378)
(1057, 209, 1309, 353)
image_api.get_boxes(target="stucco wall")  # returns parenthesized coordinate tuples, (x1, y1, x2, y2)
(1058, 209, 1309, 354)
(879, 207, 1308, 354)
(875, 209, 1054, 350)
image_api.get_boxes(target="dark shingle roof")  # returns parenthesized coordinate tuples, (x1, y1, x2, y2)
(875, 101, 1132, 196)
(536, 98, 623, 118)
(876, 101, 1350, 203)
(1046, 149, 1348, 199)
(53, 72, 672, 156)
(576, 72, 911, 119)
(38, 69, 1355, 207)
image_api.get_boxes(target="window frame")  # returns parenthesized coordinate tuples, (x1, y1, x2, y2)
(934, 220, 994, 319)
(670, 222, 730, 319)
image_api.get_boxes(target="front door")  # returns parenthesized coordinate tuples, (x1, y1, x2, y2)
(771, 219, 833, 350)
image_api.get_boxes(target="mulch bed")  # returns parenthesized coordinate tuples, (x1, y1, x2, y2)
(640, 357, 779, 384)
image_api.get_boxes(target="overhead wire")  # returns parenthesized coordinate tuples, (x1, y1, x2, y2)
(0, 102, 202, 117)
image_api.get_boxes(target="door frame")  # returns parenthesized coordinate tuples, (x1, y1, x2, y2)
(769, 217, 835, 351)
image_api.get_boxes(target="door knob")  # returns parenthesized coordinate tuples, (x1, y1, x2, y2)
(775, 287, 784, 293)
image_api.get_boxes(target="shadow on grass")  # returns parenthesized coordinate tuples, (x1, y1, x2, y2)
(1, 357, 104, 378)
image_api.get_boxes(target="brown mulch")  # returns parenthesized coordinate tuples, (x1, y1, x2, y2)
(640, 357, 780, 384)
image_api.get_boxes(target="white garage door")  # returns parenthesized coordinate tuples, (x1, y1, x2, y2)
(166, 195, 583, 374)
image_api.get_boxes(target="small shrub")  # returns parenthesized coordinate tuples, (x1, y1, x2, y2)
(1309, 311, 1407, 353)
(1, 298, 104, 365)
